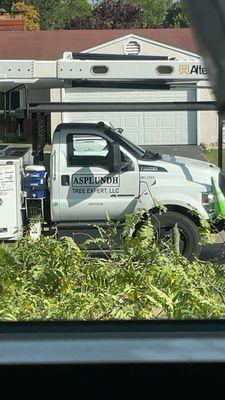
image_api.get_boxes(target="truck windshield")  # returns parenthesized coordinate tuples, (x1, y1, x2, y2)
(108, 127, 160, 159)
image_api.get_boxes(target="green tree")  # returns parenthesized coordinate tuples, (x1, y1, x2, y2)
(29, 0, 91, 29)
(11, 2, 40, 30)
(0, 1, 14, 11)
(54, 0, 91, 29)
(133, 0, 172, 26)
(28, 0, 56, 29)
(65, 0, 145, 29)
(163, 1, 191, 28)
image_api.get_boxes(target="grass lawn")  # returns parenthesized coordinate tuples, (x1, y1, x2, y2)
(204, 149, 225, 167)
(0, 142, 31, 148)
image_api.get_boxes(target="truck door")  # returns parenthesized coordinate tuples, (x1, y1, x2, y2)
(52, 129, 140, 222)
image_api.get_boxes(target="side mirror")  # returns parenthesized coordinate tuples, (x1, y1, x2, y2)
(116, 128, 124, 134)
(108, 142, 122, 173)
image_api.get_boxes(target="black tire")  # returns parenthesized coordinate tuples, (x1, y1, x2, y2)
(151, 211, 201, 260)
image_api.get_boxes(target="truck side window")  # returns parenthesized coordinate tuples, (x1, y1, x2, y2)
(67, 133, 109, 167)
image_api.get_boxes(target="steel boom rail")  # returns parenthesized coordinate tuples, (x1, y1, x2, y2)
(15, 101, 217, 118)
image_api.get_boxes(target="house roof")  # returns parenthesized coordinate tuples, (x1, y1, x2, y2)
(0, 19, 25, 31)
(0, 28, 199, 60)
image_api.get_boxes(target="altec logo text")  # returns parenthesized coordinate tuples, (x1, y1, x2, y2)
(179, 64, 207, 75)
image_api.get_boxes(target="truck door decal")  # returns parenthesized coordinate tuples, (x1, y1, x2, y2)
(71, 173, 120, 195)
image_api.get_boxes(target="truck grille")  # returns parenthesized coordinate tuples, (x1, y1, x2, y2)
(219, 171, 225, 196)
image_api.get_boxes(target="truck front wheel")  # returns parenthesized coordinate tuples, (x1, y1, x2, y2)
(151, 211, 201, 260)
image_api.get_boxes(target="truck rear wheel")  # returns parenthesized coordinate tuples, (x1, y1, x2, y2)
(151, 211, 201, 260)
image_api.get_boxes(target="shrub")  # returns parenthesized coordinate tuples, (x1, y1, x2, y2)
(0, 216, 224, 320)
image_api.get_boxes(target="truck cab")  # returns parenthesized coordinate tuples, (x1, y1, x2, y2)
(50, 122, 141, 222)
(49, 121, 222, 259)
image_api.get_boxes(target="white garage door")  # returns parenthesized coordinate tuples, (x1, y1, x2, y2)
(62, 86, 197, 145)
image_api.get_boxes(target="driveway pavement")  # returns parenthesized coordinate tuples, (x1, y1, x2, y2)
(200, 232, 225, 264)
(143, 144, 206, 161)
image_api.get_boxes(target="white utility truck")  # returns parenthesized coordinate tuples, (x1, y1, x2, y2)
(49, 120, 224, 259)
(0, 120, 223, 259)
(0, 52, 223, 259)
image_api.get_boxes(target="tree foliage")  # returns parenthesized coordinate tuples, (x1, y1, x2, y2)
(0, 214, 224, 320)
(11, 1, 40, 30)
(26, 0, 54, 29)
(29, 0, 91, 29)
(65, 0, 145, 30)
(1, 0, 189, 30)
(0, 0, 14, 11)
(134, 0, 172, 27)
(163, 1, 191, 28)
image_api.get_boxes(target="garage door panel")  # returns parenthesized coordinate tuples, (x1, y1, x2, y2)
(121, 90, 139, 99)
(122, 114, 143, 143)
(142, 130, 159, 145)
(63, 87, 197, 145)
(64, 112, 123, 129)
(143, 115, 157, 129)
(123, 114, 143, 128)
(142, 115, 158, 145)
(177, 115, 187, 127)
(102, 91, 121, 101)
(160, 130, 176, 144)
(158, 114, 176, 129)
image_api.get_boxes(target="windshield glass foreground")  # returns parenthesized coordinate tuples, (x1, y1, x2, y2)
(0, 0, 225, 323)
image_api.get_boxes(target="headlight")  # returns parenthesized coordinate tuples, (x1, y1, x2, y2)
(202, 192, 214, 213)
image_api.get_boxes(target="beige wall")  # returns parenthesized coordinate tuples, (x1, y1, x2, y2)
(50, 88, 62, 135)
(197, 81, 218, 145)
(88, 37, 198, 60)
